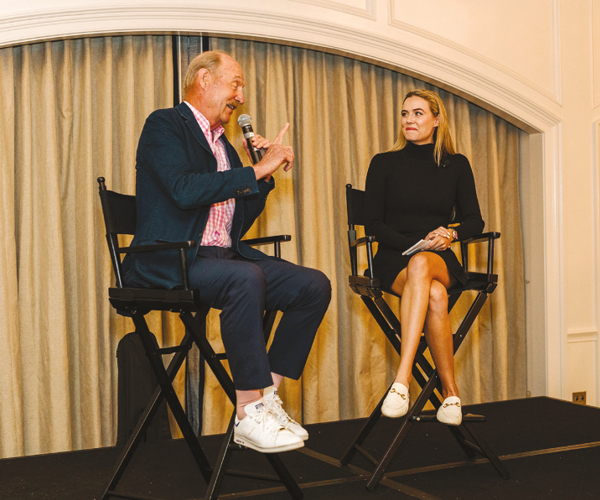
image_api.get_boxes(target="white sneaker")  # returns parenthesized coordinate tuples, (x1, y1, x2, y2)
(381, 382, 409, 418)
(234, 399, 304, 453)
(263, 387, 309, 441)
(437, 396, 462, 426)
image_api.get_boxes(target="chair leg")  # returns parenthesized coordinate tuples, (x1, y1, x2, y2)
(365, 362, 439, 491)
(340, 390, 386, 466)
(204, 416, 237, 500)
(264, 454, 304, 500)
(132, 316, 213, 480)
(411, 359, 481, 460)
(181, 310, 304, 499)
(365, 403, 415, 491)
(459, 422, 510, 479)
(101, 322, 212, 500)
(102, 370, 180, 499)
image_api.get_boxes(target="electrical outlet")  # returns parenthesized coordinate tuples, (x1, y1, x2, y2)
(573, 392, 586, 405)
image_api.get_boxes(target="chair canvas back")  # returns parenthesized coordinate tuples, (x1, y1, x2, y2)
(98, 177, 137, 288)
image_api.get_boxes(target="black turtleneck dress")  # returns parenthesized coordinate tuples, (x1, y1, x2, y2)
(364, 141, 484, 291)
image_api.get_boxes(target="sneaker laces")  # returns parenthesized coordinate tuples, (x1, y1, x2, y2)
(267, 394, 300, 427)
(247, 408, 286, 436)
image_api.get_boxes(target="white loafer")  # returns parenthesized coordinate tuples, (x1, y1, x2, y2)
(381, 382, 410, 418)
(437, 396, 462, 426)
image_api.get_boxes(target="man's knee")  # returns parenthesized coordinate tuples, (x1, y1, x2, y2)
(303, 268, 332, 306)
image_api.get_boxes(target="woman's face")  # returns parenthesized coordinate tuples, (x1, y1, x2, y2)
(401, 96, 440, 145)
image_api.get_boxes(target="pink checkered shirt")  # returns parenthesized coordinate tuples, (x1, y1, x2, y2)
(185, 102, 235, 248)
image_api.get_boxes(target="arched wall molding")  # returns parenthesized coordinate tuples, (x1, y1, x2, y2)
(0, 4, 562, 130)
(288, 0, 377, 19)
(388, 0, 562, 106)
(0, 2, 566, 398)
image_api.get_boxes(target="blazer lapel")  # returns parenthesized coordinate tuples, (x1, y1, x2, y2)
(175, 102, 215, 163)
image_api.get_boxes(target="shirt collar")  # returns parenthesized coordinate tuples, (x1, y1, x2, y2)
(184, 101, 225, 144)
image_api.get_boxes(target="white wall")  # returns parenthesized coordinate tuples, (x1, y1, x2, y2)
(1, 0, 598, 405)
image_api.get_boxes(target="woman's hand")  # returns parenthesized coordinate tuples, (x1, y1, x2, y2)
(424, 226, 453, 251)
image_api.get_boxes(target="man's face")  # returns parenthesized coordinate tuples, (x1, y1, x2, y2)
(201, 56, 245, 130)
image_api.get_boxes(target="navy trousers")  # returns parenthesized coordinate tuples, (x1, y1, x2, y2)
(188, 247, 331, 390)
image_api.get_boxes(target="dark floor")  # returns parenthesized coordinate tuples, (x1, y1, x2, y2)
(1, 397, 599, 499)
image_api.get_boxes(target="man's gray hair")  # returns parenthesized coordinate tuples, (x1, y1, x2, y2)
(182, 50, 229, 96)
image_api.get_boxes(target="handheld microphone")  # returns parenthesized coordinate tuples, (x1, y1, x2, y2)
(237, 114, 263, 165)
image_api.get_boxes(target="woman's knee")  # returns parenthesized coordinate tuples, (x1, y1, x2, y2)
(428, 280, 448, 313)
(406, 253, 434, 281)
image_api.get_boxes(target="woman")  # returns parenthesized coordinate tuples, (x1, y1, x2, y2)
(364, 89, 484, 426)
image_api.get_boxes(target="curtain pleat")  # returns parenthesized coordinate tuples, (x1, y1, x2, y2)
(0, 47, 24, 458)
(0, 34, 525, 457)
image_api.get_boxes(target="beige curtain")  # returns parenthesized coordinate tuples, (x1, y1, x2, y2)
(0, 34, 525, 458)
(0, 36, 173, 458)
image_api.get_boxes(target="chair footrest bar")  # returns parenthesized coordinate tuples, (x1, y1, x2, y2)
(411, 413, 486, 423)
(223, 469, 281, 482)
(105, 490, 168, 500)
(463, 413, 486, 422)
(157, 346, 187, 355)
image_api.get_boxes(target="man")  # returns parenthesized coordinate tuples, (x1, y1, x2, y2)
(123, 51, 331, 454)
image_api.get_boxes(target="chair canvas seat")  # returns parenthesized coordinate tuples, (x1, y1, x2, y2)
(108, 286, 201, 314)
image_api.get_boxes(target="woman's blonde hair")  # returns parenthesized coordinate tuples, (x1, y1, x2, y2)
(390, 89, 456, 165)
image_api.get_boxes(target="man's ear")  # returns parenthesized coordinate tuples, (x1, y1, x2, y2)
(197, 68, 211, 90)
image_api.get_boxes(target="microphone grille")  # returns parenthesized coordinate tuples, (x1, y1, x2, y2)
(238, 114, 252, 127)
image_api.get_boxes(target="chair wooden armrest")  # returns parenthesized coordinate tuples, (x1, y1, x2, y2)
(459, 232, 501, 275)
(242, 235, 292, 258)
(118, 241, 196, 254)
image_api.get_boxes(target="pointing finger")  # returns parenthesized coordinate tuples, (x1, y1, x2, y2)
(273, 123, 290, 145)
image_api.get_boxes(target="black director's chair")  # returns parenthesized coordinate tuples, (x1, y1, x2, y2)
(340, 184, 509, 490)
(97, 177, 302, 500)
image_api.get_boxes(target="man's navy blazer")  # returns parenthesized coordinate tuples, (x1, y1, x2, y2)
(123, 102, 275, 290)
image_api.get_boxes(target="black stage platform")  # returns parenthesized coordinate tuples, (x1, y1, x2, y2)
(2, 397, 600, 499)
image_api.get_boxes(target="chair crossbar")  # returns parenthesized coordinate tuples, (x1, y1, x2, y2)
(102, 315, 212, 500)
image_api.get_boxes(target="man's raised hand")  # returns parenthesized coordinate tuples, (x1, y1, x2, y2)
(252, 123, 294, 180)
